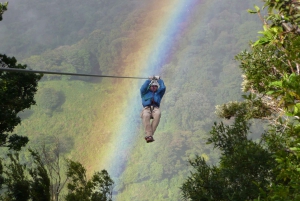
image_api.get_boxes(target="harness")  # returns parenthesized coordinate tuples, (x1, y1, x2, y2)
(142, 79, 159, 119)
(144, 105, 158, 119)
(145, 105, 158, 111)
(147, 89, 159, 118)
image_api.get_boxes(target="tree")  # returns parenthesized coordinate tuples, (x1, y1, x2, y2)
(0, 2, 8, 21)
(181, 117, 275, 200)
(3, 152, 31, 201)
(0, 54, 43, 150)
(235, 0, 300, 121)
(235, 1, 300, 200)
(39, 88, 65, 116)
(0, 147, 113, 201)
(1, 147, 115, 201)
(29, 149, 51, 201)
(1, 4, 43, 150)
(1, 150, 50, 200)
(182, 0, 300, 200)
(65, 160, 114, 201)
(41, 138, 69, 201)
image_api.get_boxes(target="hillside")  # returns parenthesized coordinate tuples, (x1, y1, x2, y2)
(1, 0, 262, 200)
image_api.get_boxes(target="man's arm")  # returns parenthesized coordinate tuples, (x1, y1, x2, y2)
(140, 80, 151, 97)
(157, 79, 166, 97)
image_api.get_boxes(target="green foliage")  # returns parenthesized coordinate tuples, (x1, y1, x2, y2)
(0, 149, 114, 201)
(65, 160, 114, 201)
(0, 159, 3, 190)
(268, 73, 300, 116)
(237, 0, 300, 99)
(0, 2, 7, 21)
(3, 152, 30, 201)
(2, 150, 50, 201)
(0, 4, 114, 201)
(181, 157, 226, 201)
(243, 4, 300, 200)
(257, 124, 300, 201)
(209, 0, 300, 200)
(215, 93, 275, 121)
(181, 117, 275, 201)
(18, 109, 34, 120)
(0, 2, 8, 21)
(13, 79, 107, 160)
(2, 0, 265, 200)
(23, 47, 94, 81)
(0, 54, 43, 150)
(28, 149, 51, 201)
(38, 87, 65, 115)
(169, 92, 213, 130)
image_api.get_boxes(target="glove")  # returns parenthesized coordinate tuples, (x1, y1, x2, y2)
(149, 75, 160, 80)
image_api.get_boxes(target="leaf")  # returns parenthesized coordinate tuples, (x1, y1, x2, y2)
(269, 81, 282, 87)
(289, 91, 300, 99)
(266, 91, 275, 95)
(294, 105, 299, 114)
(285, 111, 294, 116)
(247, 9, 257, 14)
(254, 5, 260, 12)
(295, 103, 300, 109)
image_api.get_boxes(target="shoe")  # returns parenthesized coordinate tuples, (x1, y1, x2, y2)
(145, 136, 155, 143)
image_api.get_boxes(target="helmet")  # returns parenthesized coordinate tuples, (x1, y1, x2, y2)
(151, 80, 160, 88)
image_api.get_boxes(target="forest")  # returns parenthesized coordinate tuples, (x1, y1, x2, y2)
(1, 0, 300, 200)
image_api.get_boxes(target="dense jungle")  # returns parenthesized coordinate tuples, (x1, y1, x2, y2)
(1, 0, 300, 200)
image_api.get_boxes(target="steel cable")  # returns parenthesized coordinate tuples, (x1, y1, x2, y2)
(0, 67, 148, 79)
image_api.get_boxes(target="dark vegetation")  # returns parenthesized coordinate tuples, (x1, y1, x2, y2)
(39, 88, 65, 116)
(181, 0, 300, 200)
(0, 53, 42, 151)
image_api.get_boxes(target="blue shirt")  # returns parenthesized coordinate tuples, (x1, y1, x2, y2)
(140, 79, 166, 107)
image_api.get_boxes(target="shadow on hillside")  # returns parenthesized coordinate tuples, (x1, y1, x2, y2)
(18, 109, 34, 120)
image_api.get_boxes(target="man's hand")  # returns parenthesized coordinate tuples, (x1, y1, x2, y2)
(149, 75, 160, 80)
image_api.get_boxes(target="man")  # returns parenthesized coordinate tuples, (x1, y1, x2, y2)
(140, 76, 166, 143)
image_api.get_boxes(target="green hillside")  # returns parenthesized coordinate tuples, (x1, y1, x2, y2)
(1, 0, 263, 200)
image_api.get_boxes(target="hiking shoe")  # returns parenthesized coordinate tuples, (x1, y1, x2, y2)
(145, 136, 155, 143)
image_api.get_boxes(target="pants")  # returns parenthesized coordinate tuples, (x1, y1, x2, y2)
(141, 106, 161, 137)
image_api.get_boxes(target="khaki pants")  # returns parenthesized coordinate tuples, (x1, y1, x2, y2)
(140, 106, 161, 137)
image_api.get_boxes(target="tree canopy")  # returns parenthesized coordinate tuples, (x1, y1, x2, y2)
(182, 0, 300, 200)
(65, 160, 114, 201)
(0, 2, 7, 21)
(0, 54, 43, 150)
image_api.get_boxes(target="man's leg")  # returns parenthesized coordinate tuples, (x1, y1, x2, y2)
(151, 107, 161, 135)
(141, 108, 153, 137)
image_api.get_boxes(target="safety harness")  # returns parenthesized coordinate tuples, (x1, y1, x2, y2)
(144, 80, 159, 119)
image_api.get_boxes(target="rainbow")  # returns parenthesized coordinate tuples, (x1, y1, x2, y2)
(84, 0, 214, 184)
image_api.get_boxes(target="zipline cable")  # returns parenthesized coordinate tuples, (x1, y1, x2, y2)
(0, 67, 148, 79)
